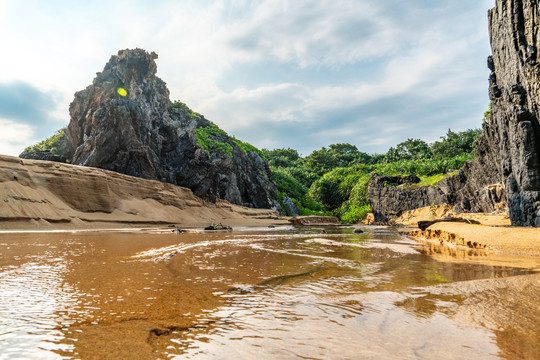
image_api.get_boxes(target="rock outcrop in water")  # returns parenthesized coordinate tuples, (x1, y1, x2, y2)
(21, 49, 278, 209)
(370, 0, 540, 226)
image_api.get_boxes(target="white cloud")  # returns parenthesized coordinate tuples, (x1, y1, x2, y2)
(0, 0, 493, 155)
(0, 119, 34, 156)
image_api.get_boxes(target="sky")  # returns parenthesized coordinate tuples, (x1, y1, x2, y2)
(0, 0, 494, 157)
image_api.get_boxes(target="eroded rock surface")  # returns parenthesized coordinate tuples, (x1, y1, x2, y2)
(484, 0, 540, 226)
(23, 49, 278, 209)
(368, 173, 506, 222)
(370, 1, 540, 226)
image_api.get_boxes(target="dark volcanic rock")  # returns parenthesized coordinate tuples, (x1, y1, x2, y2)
(19, 150, 69, 163)
(369, 1, 540, 226)
(368, 172, 506, 223)
(282, 195, 301, 216)
(483, 1, 540, 226)
(28, 49, 278, 209)
(369, 174, 441, 222)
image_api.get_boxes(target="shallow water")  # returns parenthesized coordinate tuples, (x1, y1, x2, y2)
(0, 226, 537, 359)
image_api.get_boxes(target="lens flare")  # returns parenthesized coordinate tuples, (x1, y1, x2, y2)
(117, 87, 127, 96)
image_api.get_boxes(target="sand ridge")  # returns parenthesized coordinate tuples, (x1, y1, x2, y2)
(0, 155, 286, 230)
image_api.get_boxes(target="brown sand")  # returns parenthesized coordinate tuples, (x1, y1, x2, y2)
(394, 205, 540, 257)
(0, 155, 288, 231)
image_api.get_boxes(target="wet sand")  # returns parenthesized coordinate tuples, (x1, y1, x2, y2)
(0, 227, 539, 359)
(394, 205, 540, 257)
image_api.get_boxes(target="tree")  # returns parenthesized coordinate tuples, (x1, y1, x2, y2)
(431, 129, 482, 158)
(328, 143, 361, 167)
(262, 148, 301, 168)
(385, 138, 432, 162)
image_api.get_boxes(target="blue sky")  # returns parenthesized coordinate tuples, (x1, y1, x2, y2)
(0, 0, 494, 156)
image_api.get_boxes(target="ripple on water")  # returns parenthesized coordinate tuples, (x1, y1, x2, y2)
(160, 281, 500, 360)
(0, 261, 79, 359)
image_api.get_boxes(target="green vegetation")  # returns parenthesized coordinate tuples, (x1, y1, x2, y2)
(431, 129, 482, 159)
(403, 173, 456, 190)
(170, 100, 189, 111)
(172, 101, 266, 160)
(195, 123, 233, 158)
(264, 127, 482, 222)
(483, 102, 492, 122)
(372, 154, 472, 177)
(23, 127, 69, 155)
(232, 136, 266, 159)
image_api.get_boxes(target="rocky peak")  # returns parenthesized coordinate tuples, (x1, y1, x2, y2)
(28, 48, 278, 209)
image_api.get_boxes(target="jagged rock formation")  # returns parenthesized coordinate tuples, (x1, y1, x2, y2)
(368, 173, 506, 222)
(22, 49, 278, 209)
(370, 0, 540, 226)
(483, 0, 540, 226)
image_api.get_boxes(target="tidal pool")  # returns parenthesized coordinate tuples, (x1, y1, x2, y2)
(0, 226, 538, 359)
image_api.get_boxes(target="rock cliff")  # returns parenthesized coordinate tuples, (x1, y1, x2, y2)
(369, 173, 506, 222)
(22, 49, 278, 209)
(370, 0, 540, 226)
(484, 0, 540, 226)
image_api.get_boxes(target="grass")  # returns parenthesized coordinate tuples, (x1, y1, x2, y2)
(402, 172, 458, 190)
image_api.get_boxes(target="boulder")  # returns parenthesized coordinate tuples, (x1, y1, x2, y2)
(282, 195, 301, 216)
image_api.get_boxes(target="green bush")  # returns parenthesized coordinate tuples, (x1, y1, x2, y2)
(170, 100, 189, 111)
(340, 205, 371, 224)
(271, 167, 308, 201)
(195, 123, 233, 157)
(23, 127, 69, 155)
(373, 154, 472, 177)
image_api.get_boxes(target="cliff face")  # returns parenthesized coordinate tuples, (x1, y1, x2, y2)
(368, 173, 506, 222)
(484, 0, 540, 226)
(24, 49, 277, 209)
(370, 1, 540, 226)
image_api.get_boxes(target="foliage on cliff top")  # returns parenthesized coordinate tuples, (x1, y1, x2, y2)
(22, 127, 69, 155)
(195, 122, 266, 161)
(231, 136, 266, 159)
(195, 123, 233, 158)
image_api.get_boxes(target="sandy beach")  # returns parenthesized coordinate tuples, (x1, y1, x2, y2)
(0, 154, 289, 231)
(388, 205, 539, 257)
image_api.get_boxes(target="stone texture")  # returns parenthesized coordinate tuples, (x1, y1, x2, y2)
(282, 195, 301, 216)
(370, 1, 540, 226)
(368, 172, 506, 223)
(288, 216, 341, 226)
(24, 49, 278, 209)
(485, 0, 540, 226)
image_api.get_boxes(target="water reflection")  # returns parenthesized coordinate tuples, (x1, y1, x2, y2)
(0, 238, 81, 359)
(0, 227, 537, 359)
